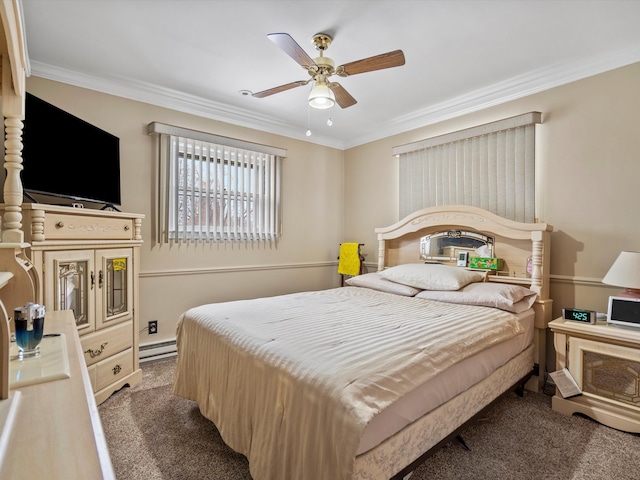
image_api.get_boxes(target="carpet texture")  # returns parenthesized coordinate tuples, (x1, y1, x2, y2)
(99, 357, 640, 479)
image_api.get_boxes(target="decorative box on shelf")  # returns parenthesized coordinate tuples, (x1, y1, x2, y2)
(469, 257, 504, 270)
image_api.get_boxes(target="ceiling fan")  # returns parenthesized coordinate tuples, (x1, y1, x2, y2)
(253, 32, 405, 110)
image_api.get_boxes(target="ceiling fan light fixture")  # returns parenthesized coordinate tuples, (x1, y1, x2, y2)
(260, 33, 404, 112)
(308, 82, 335, 109)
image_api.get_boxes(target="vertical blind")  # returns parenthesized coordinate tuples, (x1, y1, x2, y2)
(148, 122, 285, 244)
(394, 112, 542, 222)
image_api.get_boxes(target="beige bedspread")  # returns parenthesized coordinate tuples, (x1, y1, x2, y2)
(172, 287, 524, 480)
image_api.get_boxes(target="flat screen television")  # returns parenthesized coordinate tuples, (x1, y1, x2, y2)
(21, 93, 121, 208)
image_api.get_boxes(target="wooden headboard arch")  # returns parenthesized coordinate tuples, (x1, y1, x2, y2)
(376, 205, 551, 292)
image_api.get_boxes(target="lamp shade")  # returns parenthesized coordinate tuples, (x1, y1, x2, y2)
(602, 251, 640, 297)
(308, 82, 335, 109)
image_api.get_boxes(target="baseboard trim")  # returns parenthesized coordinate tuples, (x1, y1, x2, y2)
(139, 339, 177, 363)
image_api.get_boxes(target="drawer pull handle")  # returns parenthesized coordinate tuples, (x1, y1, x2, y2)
(85, 342, 108, 358)
(124, 225, 130, 231)
(113, 364, 122, 375)
(55, 221, 64, 228)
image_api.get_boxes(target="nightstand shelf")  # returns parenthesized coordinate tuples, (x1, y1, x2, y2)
(549, 317, 640, 432)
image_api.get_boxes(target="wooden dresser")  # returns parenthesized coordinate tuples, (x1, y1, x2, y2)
(12, 204, 144, 405)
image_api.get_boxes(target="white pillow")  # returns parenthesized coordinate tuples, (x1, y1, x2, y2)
(345, 272, 421, 296)
(379, 263, 486, 291)
(416, 282, 537, 313)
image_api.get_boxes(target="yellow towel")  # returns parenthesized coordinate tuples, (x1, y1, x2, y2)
(338, 243, 361, 276)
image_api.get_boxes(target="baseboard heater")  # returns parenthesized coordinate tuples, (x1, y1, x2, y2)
(139, 339, 177, 363)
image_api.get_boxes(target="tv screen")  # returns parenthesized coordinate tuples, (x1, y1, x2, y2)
(22, 93, 121, 207)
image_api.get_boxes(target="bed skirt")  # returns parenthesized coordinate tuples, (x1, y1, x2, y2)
(353, 343, 534, 479)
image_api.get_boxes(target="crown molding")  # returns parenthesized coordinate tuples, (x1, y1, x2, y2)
(344, 44, 640, 149)
(30, 42, 640, 151)
(29, 61, 346, 150)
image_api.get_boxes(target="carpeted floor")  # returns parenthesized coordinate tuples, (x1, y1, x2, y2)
(99, 357, 640, 480)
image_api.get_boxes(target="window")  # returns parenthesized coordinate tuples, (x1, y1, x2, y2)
(148, 123, 285, 243)
(393, 112, 542, 223)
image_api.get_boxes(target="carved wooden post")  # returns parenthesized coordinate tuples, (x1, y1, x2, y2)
(1, 53, 24, 244)
(30, 208, 45, 242)
(0, 2, 30, 401)
(2, 116, 24, 243)
(133, 217, 143, 241)
(377, 237, 385, 271)
(530, 231, 543, 295)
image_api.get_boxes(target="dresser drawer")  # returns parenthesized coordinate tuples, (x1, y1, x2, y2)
(95, 348, 134, 392)
(81, 321, 132, 367)
(42, 213, 135, 240)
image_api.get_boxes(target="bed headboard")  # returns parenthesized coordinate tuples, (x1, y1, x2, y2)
(374, 205, 553, 391)
(375, 205, 551, 294)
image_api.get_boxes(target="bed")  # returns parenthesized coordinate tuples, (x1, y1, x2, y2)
(172, 205, 553, 480)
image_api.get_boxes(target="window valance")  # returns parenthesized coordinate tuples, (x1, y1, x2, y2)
(394, 112, 543, 222)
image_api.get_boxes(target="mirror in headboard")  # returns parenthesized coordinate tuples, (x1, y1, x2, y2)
(420, 230, 494, 262)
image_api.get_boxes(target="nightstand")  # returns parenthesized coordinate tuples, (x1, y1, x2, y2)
(549, 317, 640, 432)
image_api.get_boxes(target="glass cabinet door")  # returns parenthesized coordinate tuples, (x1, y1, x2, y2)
(95, 248, 134, 329)
(44, 248, 134, 333)
(106, 257, 127, 318)
(44, 250, 96, 333)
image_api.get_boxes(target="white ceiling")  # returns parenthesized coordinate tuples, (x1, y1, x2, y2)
(19, 0, 640, 150)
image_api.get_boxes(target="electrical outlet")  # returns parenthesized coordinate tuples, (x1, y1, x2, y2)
(148, 320, 158, 335)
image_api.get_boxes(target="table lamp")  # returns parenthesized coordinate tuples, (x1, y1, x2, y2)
(602, 251, 640, 298)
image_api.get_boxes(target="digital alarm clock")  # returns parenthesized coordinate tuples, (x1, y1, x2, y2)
(562, 308, 597, 324)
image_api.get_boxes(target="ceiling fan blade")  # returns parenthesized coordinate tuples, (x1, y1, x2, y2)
(252, 80, 308, 98)
(329, 83, 357, 109)
(267, 33, 317, 69)
(337, 50, 405, 77)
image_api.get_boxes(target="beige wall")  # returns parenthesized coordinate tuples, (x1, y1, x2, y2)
(344, 62, 640, 371)
(25, 77, 345, 344)
(22, 62, 640, 364)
